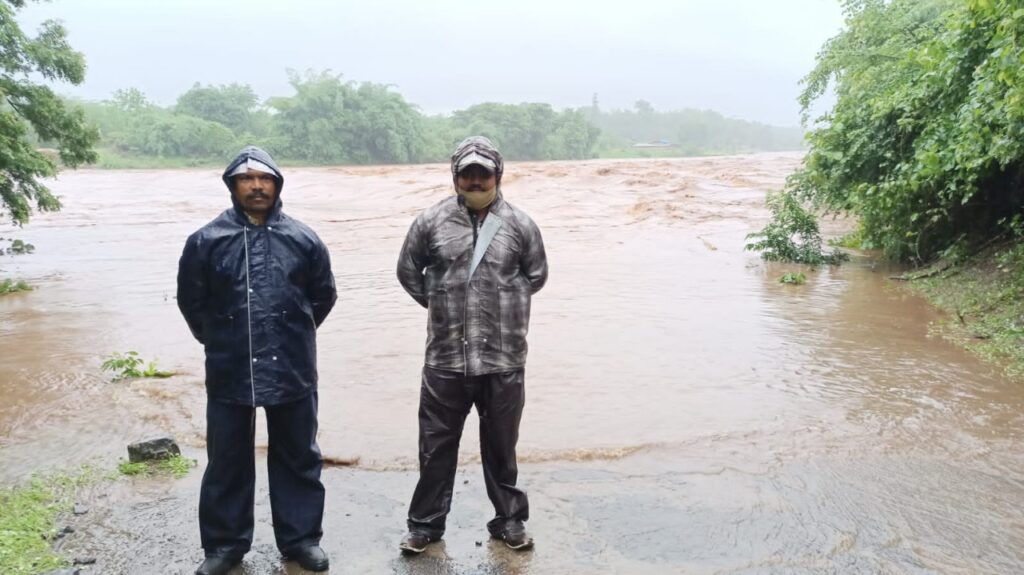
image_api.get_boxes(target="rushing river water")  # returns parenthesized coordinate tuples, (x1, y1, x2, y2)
(1, 153, 1022, 573)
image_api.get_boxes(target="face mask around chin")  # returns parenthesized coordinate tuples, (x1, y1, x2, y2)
(458, 186, 497, 210)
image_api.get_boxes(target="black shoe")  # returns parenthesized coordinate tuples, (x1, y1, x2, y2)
(195, 554, 242, 575)
(489, 519, 534, 550)
(399, 531, 439, 554)
(284, 545, 330, 572)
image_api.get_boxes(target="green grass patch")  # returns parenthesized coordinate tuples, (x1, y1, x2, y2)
(909, 240, 1024, 378)
(0, 465, 102, 575)
(0, 279, 31, 294)
(118, 455, 196, 479)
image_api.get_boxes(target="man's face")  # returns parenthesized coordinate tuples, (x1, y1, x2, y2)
(456, 163, 497, 194)
(232, 169, 278, 216)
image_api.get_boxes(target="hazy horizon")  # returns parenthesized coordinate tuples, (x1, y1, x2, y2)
(18, 0, 845, 128)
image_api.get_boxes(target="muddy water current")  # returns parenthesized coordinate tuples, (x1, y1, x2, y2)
(1, 153, 1023, 573)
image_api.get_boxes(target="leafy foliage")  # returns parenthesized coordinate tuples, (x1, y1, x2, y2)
(267, 70, 431, 164)
(176, 83, 259, 135)
(0, 0, 99, 225)
(784, 0, 1024, 262)
(745, 191, 848, 265)
(101, 351, 173, 381)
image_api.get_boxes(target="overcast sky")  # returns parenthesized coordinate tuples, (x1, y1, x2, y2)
(18, 0, 845, 128)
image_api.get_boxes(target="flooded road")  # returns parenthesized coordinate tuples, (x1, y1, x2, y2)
(2, 152, 1023, 573)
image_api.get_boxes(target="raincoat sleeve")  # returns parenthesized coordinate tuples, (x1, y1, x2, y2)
(308, 239, 337, 328)
(519, 214, 548, 294)
(176, 233, 208, 344)
(397, 214, 430, 308)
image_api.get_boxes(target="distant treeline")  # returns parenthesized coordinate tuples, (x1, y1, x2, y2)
(70, 70, 803, 167)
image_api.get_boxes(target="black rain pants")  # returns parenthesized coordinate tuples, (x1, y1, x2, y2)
(407, 366, 529, 537)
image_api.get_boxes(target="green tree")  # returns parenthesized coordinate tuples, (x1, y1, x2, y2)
(269, 70, 429, 164)
(109, 87, 151, 114)
(590, 104, 803, 154)
(0, 0, 98, 224)
(175, 82, 258, 135)
(777, 0, 1024, 263)
(451, 103, 600, 160)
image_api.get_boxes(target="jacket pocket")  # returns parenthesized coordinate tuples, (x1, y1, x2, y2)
(203, 313, 238, 386)
(427, 288, 450, 342)
(498, 287, 530, 355)
(203, 313, 236, 349)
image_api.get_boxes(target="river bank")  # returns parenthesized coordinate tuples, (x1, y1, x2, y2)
(907, 239, 1024, 380)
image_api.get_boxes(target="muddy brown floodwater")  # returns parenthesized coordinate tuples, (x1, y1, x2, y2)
(1, 152, 1023, 574)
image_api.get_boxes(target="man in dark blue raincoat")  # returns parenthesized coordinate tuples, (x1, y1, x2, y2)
(177, 146, 336, 575)
(396, 136, 548, 553)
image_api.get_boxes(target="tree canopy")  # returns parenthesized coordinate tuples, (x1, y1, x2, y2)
(782, 0, 1024, 263)
(0, 0, 98, 224)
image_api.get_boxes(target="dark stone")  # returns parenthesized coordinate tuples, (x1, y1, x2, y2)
(127, 437, 180, 463)
(73, 504, 89, 515)
(72, 557, 97, 565)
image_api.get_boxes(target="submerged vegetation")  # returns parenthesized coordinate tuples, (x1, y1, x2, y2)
(1, 239, 37, 294)
(0, 279, 31, 294)
(100, 351, 174, 381)
(2, 239, 35, 255)
(745, 191, 847, 265)
(779, 272, 808, 285)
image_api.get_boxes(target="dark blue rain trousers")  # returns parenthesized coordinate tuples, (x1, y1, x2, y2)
(199, 393, 325, 557)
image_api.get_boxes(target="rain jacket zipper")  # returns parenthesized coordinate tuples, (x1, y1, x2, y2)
(462, 210, 480, 377)
(243, 225, 256, 406)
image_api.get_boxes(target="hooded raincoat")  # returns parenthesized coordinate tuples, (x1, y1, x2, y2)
(177, 146, 337, 406)
(396, 139, 547, 376)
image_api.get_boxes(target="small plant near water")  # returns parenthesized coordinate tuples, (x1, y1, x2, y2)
(101, 351, 174, 381)
(745, 191, 848, 266)
(118, 455, 195, 479)
(779, 272, 807, 285)
(0, 279, 31, 294)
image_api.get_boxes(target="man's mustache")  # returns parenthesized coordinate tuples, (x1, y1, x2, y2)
(246, 192, 269, 200)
